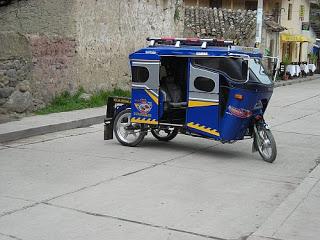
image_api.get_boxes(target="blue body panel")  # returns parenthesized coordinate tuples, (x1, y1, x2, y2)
(131, 88, 159, 123)
(186, 105, 220, 139)
(219, 88, 272, 140)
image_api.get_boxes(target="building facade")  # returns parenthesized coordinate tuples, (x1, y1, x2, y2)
(278, 0, 312, 62)
(184, 0, 314, 63)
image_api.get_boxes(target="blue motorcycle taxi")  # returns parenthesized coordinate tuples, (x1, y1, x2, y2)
(104, 37, 279, 163)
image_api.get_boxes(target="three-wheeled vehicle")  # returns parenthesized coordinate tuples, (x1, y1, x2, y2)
(104, 37, 278, 163)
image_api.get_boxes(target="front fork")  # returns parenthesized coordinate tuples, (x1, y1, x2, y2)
(252, 115, 269, 152)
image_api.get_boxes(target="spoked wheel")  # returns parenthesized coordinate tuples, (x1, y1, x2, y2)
(254, 123, 277, 163)
(114, 109, 145, 147)
(151, 127, 179, 142)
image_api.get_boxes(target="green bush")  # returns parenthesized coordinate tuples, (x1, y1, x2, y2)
(36, 88, 130, 115)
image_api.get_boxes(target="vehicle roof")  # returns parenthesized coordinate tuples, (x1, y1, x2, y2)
(129, 45, 263, 61)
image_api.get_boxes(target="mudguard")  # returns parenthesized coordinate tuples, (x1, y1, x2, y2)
(104, 97, 131, 140)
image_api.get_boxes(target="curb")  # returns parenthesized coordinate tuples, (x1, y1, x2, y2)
(274, 75, 319, 88)
(248, 163, 320, 240)
(0, 115, 104, 144)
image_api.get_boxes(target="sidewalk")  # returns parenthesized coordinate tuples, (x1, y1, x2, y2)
(0, 106, 105, 143)
(248, 163, 320, 240)
(274, 74, 319, 88)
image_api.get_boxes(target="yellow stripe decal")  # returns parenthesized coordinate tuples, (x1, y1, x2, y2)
(145, 90, 158, 105)
(187, 122, 220, 137)
(131, 117, 158, 125)
(188, 100, 219, 108)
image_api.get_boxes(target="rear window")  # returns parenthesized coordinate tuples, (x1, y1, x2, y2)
(132, 66, 149, 83)
(192, 57, 248, 82)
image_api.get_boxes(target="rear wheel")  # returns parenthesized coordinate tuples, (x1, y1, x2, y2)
(114, 109, 145, 147)
(151, 127, 179, 141)
(254, 123, 277, 163)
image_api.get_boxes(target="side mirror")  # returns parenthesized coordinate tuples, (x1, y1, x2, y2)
(242, 60, 249, 82)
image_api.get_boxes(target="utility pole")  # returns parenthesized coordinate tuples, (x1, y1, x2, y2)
(255, 0, 263, 47)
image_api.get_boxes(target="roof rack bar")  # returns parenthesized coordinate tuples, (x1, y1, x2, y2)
(146, 37, 234, 47)
(149, 40, 156, 47)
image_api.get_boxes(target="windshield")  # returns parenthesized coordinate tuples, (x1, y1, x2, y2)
(249, 58, 273, 84)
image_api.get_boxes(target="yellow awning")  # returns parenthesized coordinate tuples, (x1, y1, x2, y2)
(281, 34, 310, 42)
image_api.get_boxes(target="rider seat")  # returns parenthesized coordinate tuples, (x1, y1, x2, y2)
(159, 66, 187, 110)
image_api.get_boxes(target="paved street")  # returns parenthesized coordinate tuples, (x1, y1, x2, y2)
(0, 80, 320, 240)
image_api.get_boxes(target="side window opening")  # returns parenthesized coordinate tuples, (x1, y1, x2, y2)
(194, 77, 215, 92)
(132, 66, 149, 83)
(192, 57, 246, 82)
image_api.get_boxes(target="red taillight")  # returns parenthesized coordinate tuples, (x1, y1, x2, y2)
(186, 38, 200, 43)
(161, 37, 175, 41)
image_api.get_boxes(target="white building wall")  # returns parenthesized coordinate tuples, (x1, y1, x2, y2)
(280, 0, 311, 62)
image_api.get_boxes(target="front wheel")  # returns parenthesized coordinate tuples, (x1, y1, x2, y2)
(254, 123, 277, 163)
(114, 109, 145, 147)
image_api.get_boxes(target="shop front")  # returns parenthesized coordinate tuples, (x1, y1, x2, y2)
(280, 34, 310, 63)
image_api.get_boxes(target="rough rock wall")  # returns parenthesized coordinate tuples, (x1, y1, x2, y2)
(0, 0, 76, 37)
(74, 0, 184, 91)
(29, 36, 77, 103)
(0, 32, 33, 114)
(0, 0, 77, 114)
(184, 6, 257, 46)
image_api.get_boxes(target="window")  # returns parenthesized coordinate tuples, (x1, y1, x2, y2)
(192, 57, 248, 82)
(273, 2, 280, 22)
(249, 59, 272, 85)
(132, 66, 149, 83)
(194, 77, 215, 92)
(288, 3, 292, 20)
(210, 0, 222, 8)
(299, 5, 305, 20)
(245, 0, 257, 10)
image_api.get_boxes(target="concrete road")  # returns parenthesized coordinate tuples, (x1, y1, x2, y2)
(0, 80, 320, 240)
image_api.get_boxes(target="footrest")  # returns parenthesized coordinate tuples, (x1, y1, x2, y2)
(168, 102, 187, 108)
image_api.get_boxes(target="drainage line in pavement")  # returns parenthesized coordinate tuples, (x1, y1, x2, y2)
(43, 202, 227, 240)
(272, 110, 320, 128)
(0, 202, 41, 218)
(281, 93, 320, 108)
(0, 232, 24, 240)
(44, 144, 218, 203)
(272, 130, 320, 137)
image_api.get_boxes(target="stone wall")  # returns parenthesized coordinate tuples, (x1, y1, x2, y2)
(184, 6, 257, 46)
(0, 32, 34, 114)
(0, 0, 183, 114)
(0, 0, 76, 37)
(74, 0, 184, 91)
(0, 0, 77, 115)
(29, 35, 77, 103)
